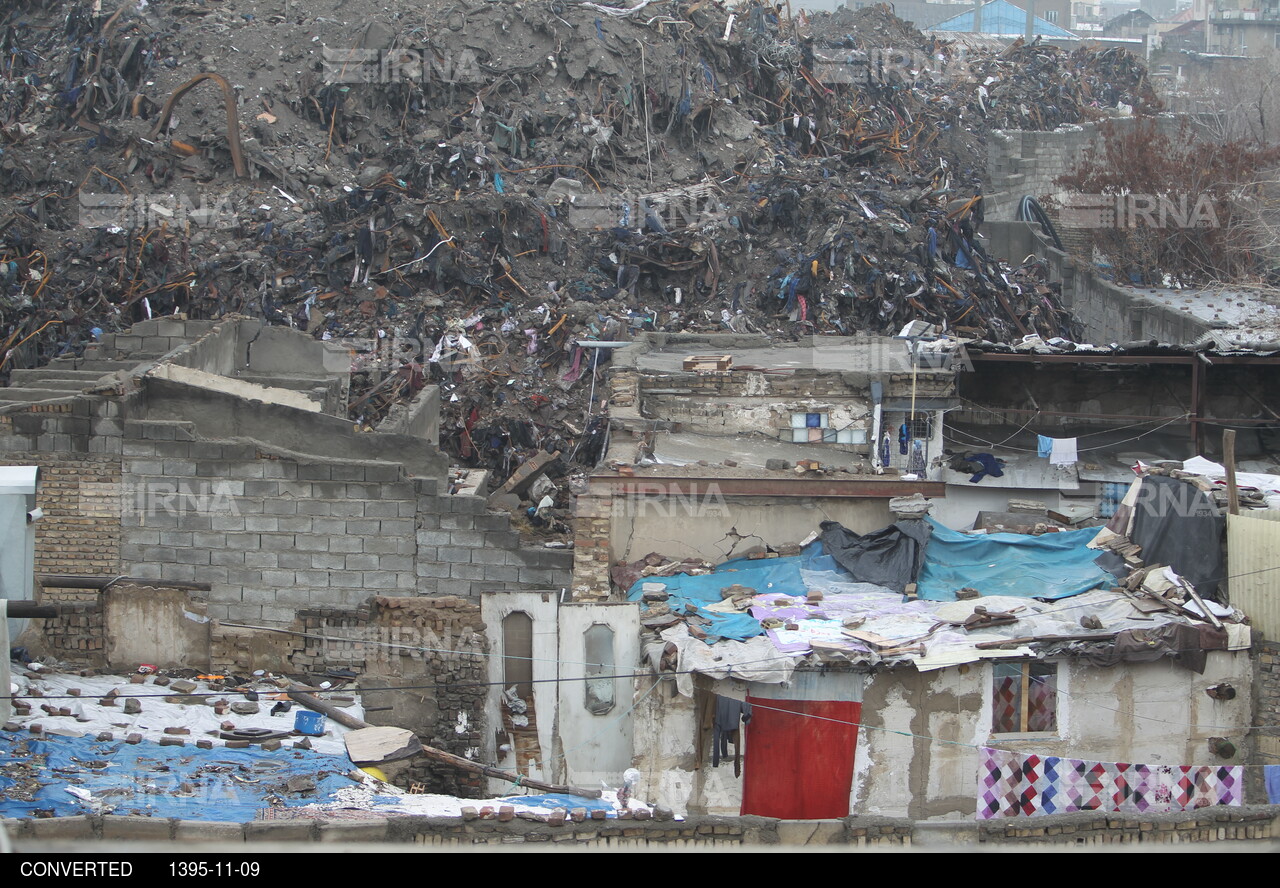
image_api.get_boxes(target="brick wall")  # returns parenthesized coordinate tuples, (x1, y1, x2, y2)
(572, 489, 614, 600)
(35, 602, 106, 667)
(4, 452, 122, 578)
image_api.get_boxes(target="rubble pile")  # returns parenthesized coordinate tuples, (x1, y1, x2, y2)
(0, 0, 1155, 490)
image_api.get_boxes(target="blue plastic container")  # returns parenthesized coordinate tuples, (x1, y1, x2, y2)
(294, 710, 326, 736)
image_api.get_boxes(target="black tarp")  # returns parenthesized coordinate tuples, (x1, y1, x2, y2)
(818, 519, 932, 593)
(1128, 475, 1225, 599)
(1070, 622, 1228, 674)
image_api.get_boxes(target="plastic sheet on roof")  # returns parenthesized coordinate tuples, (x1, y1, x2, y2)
(916, 518, 1111, 601)
(625, 544, 846, 641)
(0, 730, 358, 821)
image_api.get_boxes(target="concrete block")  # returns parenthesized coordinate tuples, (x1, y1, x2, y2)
(366, 536, 415, 555)
(449, 530, 485, 547)
(470, 548, 511, 566)
(277, 517, 314, 533)
(278, 481, 314, 498)
(329, 464, 366, 482)
(437, 547, 473, 563)
(328, 536, 363, 554)
(175, 548, 211, 565)
(244, 821, 317, 841)
(259, 533, 297, 552)
(260, 607, 296, 624)
(264, 499, 299, 516)
(360, 572, 403, 590)
(295, 570, 331, 587)
(417, 531, 451, 547)
(416, 562, 451, 579)
(262, 460, 298, 480)
(278, 552, 315, 570)
(242, 551, 279, 569)
(365, 465, 402, 483)
(363, 501, 402, 518)
(293, 536, 330, 553)
(297, 464, 332, 481)
(450, 563, 486, 580)
(28, 815, 95, 839)
(486, 531, 521, 549)
(244, 516, 279, 532)
(295, 500, 331, 517)
(344, 554, 379, 571)
(316, 818, 392, 842)
(519, 568, 567, 586)
(192, 532, 228, 548)
(224, 532, 262, 550)
(101, 815, 174, 840)
(439, 514, 474, 531)
(243, 480, 280, 497)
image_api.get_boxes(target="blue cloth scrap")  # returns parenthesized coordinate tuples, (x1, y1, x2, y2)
(968, 452, 1004, 483)
(1267, 766, 1280, 804)
(1037, 435, 1053, 458)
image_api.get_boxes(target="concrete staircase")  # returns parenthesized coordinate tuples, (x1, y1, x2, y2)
(0, 319, 216, 410)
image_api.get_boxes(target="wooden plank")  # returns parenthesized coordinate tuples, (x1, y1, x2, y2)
(1223, 429, 1240, 516)
(345, 726, 423, 765)
(288, 689, 602, 798)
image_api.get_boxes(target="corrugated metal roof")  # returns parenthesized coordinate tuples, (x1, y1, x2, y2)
(1226, 513, 1280, 638)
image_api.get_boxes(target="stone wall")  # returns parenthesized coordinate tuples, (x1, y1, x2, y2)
(7, 809, 1277, 846)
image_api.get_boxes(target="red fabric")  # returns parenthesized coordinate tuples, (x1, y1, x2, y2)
(740, 698, 859, 819)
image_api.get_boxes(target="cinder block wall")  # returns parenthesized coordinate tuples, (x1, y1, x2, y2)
(0, 401, 571, 626)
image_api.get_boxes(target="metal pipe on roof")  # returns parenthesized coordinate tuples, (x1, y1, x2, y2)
(574, 341, 631, 348)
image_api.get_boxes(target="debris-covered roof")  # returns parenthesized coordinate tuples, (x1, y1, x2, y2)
(630, 471, 1251, 685)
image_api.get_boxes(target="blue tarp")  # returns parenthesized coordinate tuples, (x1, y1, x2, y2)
(0, 731, 358, 821)
(916, 518, 1110, 601)
(625, 544, 843, 640)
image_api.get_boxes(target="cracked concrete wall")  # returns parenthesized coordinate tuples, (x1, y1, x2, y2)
(612, 496, 893, 565)
(634, 652, 1252, 820)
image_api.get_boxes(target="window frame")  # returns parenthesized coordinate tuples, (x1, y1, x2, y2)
(583, 623, 616, 716)
(991, 660, 1059, 739)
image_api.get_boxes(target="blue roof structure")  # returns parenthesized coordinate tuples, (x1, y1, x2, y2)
(930, 0, 1079, 38)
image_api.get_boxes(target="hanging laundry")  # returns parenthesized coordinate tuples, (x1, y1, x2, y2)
(712, 696, 752, 777)
(880, 433, 891, 468)
(1049, 437, 1078, 465)
(898, 422, 909, 455)
(1037, 435, 1053, 458)
(909, 438, 926, 474)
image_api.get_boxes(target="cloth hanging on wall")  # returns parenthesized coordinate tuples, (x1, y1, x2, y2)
(977, 747, 1242, 819)
(1037, 435, 1053, 458)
